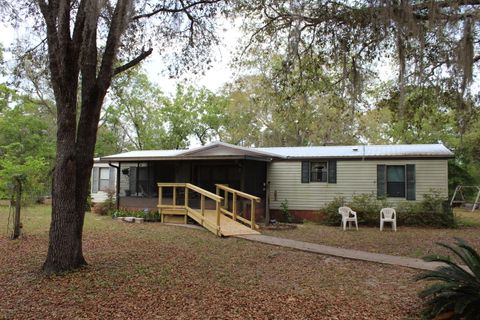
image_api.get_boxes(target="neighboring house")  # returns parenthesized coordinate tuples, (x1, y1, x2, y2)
(91, 159, 117, 203)
(97, 141, 453, 220)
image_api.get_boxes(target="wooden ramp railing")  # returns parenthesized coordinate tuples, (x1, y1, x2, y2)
(215, 184, 261, 230)
(157, 183, 260, 237)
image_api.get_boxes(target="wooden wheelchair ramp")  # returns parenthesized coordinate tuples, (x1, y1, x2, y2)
(158, 183, 260, 237)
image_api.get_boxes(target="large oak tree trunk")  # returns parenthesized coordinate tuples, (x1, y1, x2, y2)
(38, 0, 151, 274)
(43, 87, 88, 273)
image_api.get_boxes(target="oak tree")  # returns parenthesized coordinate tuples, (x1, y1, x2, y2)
(237, 0, 480, 110)
(3, 0, 223, 274)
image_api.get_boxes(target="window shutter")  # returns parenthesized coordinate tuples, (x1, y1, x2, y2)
(406, 164, 416, 200)
(328, 160, 337, 183)
(92, 167, 99, 193)
(109, 167, 116, 191)
(377, 165, 386, 198)
(301, 161, 310, 183)
(129, 166, 137, 194)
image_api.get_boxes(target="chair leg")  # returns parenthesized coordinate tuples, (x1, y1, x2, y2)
(380, 220, 383, 231)
(355, 219, 358, 231)
(393, 221, 397, 232)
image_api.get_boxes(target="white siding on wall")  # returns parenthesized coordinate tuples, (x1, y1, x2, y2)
(268, 159, 448, 210)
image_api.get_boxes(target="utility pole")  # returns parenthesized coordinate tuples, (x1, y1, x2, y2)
(12, 175, 23, 240)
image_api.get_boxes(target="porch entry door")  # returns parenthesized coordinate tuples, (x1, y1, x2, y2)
(194, 164, 241, 193)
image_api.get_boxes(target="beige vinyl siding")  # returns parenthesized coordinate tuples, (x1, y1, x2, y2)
(268, 159, 448, 210)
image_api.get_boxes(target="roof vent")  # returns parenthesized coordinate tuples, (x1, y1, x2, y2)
(352, 146, 359, 151)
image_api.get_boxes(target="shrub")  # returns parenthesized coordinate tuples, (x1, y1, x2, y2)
(322, 196, 346, 226)
(397, 192, 455, 227)
(416, 238, 480, 319)
(85, 194, 92, 212)
(92, 189, 116, 216)
(111, 208, 160, 221)
(92, 202, 113, 215)
(280, 199, 293, 223)
(349, 193, 384, 225)
(321, 191, 455, 227)
(144, 210, 160, 221)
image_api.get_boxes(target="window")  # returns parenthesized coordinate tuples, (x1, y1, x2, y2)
(386, 165, 405, 198)
(302, 160, 337, 184)
(310, 161, 328, 182)
(99, 167, 110, 191)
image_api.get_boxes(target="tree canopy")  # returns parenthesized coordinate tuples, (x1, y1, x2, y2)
(236, 0, 480, 106)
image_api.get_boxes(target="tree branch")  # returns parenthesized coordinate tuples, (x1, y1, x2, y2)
(132, 0, 222, 20)
(97, 0, 133, 88)
(113, 48, 153, 76)
(411, 0, 480, 11)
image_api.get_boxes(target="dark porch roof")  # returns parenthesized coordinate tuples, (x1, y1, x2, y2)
(100, 142, 281, 162)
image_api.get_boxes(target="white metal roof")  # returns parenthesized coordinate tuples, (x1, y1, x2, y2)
(101, 149, 184, 160)
(256, 144, 454, 158)
(99, 142, 454, 161)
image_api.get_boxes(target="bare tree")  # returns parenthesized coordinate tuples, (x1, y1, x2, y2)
(3, 0, 223, 274)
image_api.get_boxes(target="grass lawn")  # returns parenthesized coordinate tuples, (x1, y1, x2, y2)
(0, 205, 426, 319)
(262, 208, 480, 259)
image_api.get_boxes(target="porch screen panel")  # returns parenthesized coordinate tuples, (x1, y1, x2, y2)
(129, 166, 137, 195)
(137, 163, 149, 196)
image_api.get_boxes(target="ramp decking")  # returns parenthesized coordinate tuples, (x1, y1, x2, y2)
(158, 183, 261, 237)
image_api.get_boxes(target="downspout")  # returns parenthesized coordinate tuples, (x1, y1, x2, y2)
(109, 162, 120, 210)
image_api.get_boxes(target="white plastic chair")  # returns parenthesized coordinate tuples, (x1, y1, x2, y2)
(380, 208, 397, 231)
(338, 206, 358, 231)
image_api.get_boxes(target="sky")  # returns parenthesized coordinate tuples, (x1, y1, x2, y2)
(0, 18, 242, 96)
(143, 19, 242, 95)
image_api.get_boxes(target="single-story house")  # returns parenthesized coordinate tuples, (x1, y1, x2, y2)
(94, 141, 453, 221)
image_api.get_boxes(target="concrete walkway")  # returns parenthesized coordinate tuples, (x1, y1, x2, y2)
(162, 223, 457, 272)
(236, 234, 448, 271)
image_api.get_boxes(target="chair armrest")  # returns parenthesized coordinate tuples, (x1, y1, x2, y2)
(350, 211, 357, 218)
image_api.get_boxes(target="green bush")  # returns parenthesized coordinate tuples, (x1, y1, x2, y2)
(397, 193, 455, 227)
(416, 238, 480, 319)
(322, 196, 346, 225)
(321, 191, 455, 227)
(92, 190, 116, 216)
(111, 208, 160, 221)
(85, 194, 92, 212)
(280, 199, 293, 223)
(349, 193, 385, 225)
